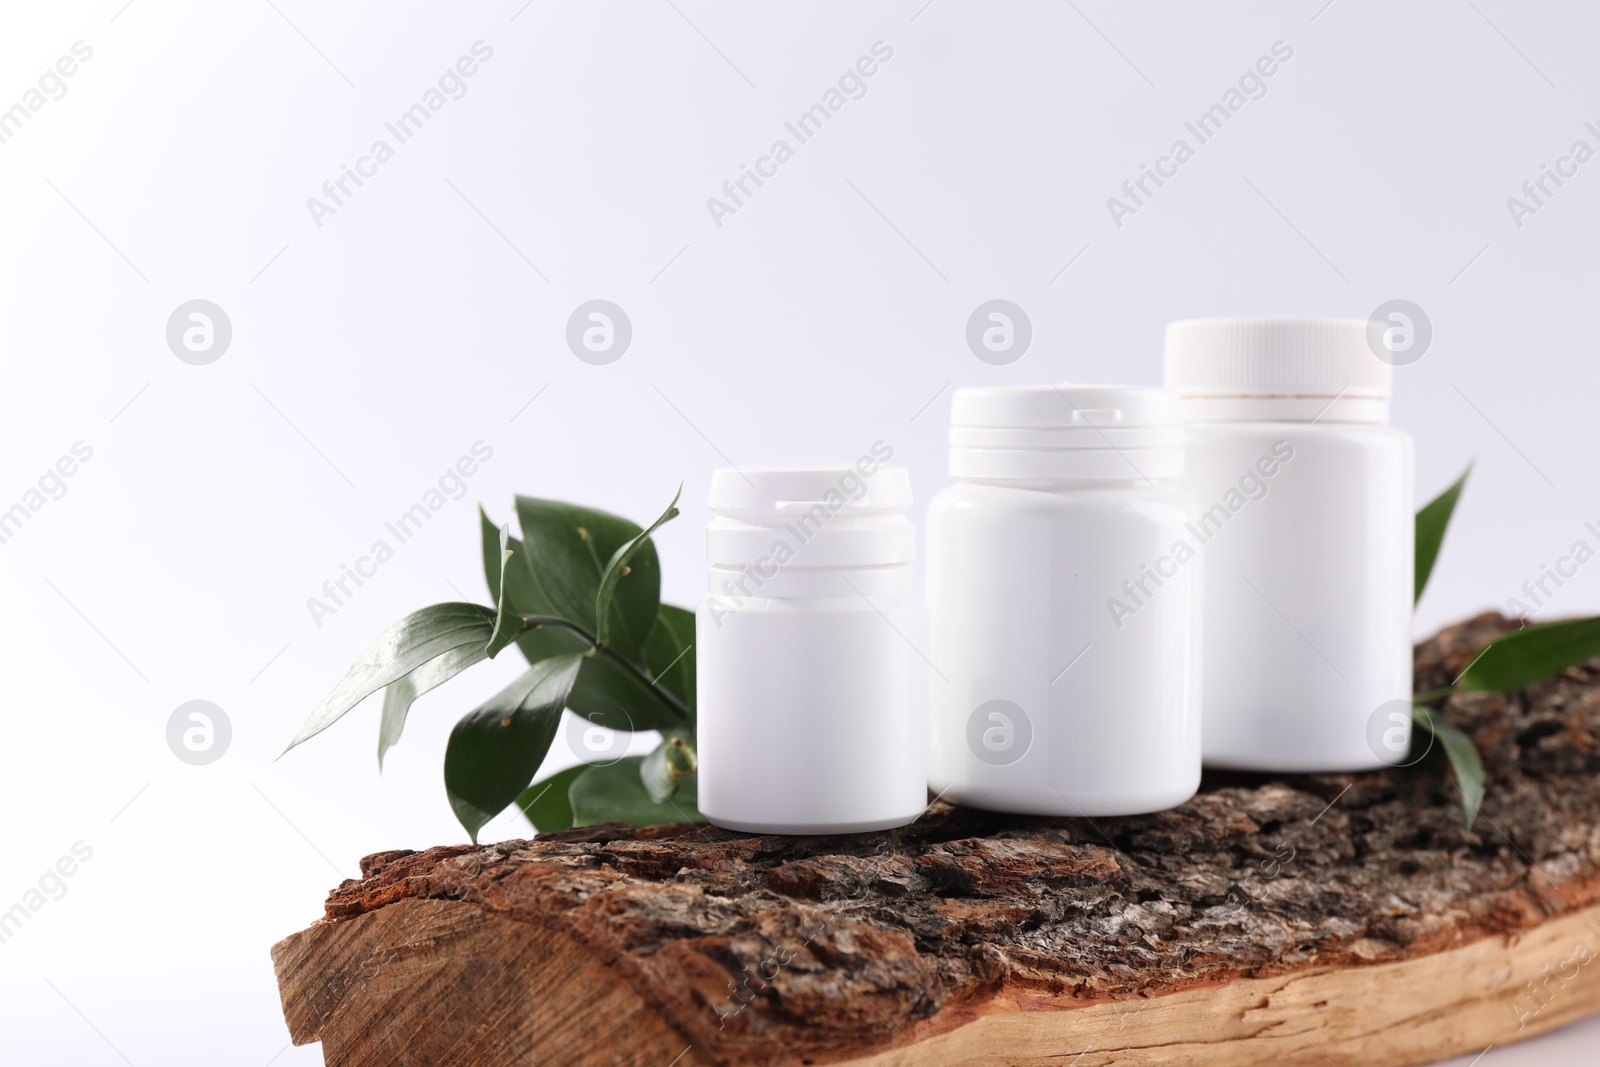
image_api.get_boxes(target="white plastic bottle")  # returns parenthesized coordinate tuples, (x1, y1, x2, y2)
(1164, 318, 1415, 771)
(697, 457, 928, 834)
(926, 385, 1200, 817)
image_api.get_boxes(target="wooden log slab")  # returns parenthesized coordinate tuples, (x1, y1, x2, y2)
(273, 613, 1600, 1065)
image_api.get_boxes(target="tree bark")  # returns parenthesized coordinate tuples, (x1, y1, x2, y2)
(274, 613, 1600, 1065)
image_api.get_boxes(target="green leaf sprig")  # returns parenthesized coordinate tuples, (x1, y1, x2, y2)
(1410, 463, 1600, 833)
(283, 487, 700, 842)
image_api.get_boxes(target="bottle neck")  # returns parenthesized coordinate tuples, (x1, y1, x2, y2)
(707, 509, 915, 570)
(956, 476, 1165, 491)
(1178, 394, 1389, 424)
(949, 445, 1183, 483)
(707, 561, 913, 599)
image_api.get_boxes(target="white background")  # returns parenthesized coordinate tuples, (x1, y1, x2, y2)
(1, 1, 1597, 1063)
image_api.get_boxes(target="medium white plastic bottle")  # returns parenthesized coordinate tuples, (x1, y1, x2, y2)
(926, 385, 1200, 817)
(697, 458, 928, 834)
(1164, 318, 1415, 771)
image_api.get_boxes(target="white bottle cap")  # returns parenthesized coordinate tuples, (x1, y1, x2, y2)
(948, 384, 1182, 482)
(707, 464, 911, 516)
(1164, 318, 1392, 423)
(706, 464, 915, 595)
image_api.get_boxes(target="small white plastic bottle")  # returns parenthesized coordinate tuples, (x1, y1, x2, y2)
(697, 458, 928, 834)
(1164, 318, 1415, 771)
(926, 385, 1200, 817)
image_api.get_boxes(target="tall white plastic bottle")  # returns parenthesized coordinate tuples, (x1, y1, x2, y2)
(1164, 318, 1415, 771)
(697, 459, 928, 834)
(926, 385, 1200, 817)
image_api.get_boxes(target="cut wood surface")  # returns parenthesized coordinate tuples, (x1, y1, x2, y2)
(274, 613, 1600, 1066)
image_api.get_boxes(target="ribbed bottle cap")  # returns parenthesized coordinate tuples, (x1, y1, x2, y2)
(706, 464, 915, 575)
(1164, 318, 1391, 399)
(707, 464, 911, 513)
(949, 385, 1182, 482)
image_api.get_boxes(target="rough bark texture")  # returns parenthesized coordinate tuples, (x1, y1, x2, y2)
(274, 613, 1600, 1065)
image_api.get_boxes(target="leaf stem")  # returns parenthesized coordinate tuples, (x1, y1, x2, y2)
(511, 614, 600, 643)
(1412, 687, 1453, 706)
(509, 614, 693, 724)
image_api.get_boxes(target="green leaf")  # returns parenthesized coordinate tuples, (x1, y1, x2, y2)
(515, 764, 590, 833)
(484, 523, 521, 658)
(595, 485, 681, 647)
(513, 497, 661, 660)
(640, 731, 697, 804)
(570, 757, 705, 828)
(488, 503, 686, 727)
(483, 507, 547, 653)
(283, 603, 496, 755)
(377, 642, 489, 769)
(481, 507, 518, 603)
(444, 654, 584, 843)
(1413, 704, 1486, 833)
(1415, 462, 1471, 604)
(1455, 616, 1600, 693)
(643, 604, 696, 715)
(483, 506, 552, 643)
(515, 624, 684, 731)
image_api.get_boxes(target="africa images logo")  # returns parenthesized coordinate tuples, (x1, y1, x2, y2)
(966, 699, 1032, 766)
